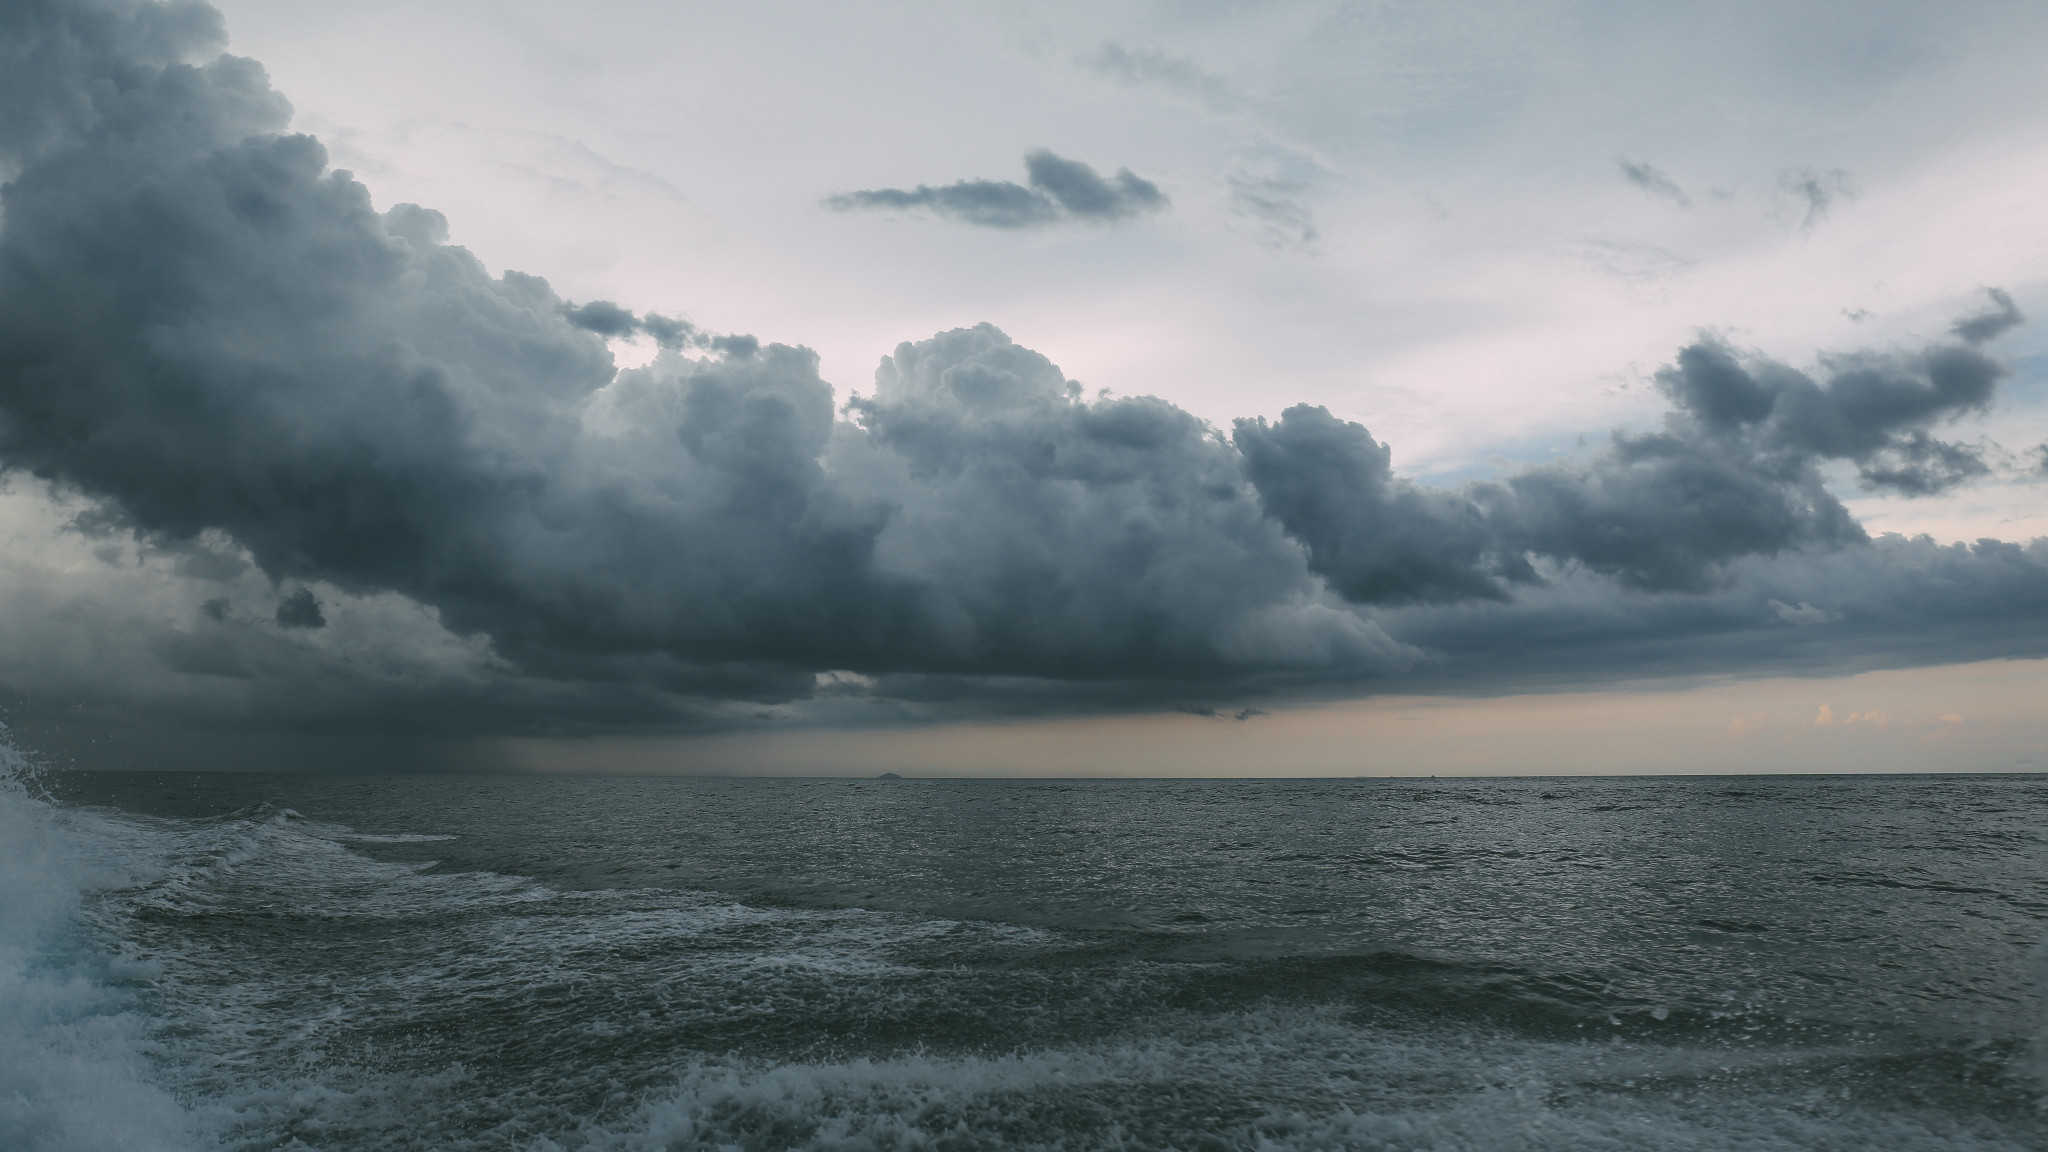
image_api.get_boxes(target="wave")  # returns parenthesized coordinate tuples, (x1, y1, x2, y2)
(3, 743, 2044, 1152)
(328, 832, 460, 843)
(549, 1017, 2040, 1152)
(0, 734, 201, 1152)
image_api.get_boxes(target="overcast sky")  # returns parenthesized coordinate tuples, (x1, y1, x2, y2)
(205, 0, 2048, 529)
(1, 0, 2044, 773)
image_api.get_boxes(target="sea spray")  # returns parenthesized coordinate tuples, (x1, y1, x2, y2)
(0, 729, 197, 1152)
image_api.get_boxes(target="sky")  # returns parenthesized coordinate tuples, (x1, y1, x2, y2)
(1, 0, 2045, 774)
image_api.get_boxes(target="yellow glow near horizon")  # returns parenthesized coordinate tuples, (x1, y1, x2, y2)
(492, 657, 2048, 778)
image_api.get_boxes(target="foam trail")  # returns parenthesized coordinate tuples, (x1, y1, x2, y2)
(0, 733, 200, 1152)
(542, 1011, 2037, 1152)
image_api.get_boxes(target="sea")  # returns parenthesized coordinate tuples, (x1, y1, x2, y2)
(3, 751, 2045, 1150)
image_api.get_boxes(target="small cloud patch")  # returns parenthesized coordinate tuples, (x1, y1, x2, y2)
(826, 150, 1167, 230)
(563, 300, 698, 348)
(1949, 288, 2023, 345)
(1229, 172, 1318, 250)
(1617, 158, 1690, 207)
(1080, 42, 1242, 113)
(1778, 167, 1857, 230)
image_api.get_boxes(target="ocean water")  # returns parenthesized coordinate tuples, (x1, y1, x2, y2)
(3, 758, 2045, 1151)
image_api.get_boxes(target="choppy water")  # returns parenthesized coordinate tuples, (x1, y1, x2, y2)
(4, 759, 2046, 1150)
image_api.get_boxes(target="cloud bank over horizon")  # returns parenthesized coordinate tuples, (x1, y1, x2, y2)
(0, 0, 2044, 754)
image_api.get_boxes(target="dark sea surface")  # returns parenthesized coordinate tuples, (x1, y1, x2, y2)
(5, 764, 2046, 1151)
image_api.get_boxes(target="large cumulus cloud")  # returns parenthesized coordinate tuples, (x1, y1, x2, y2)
(0, 0, 1403, 712)
(0, 0, 2043, 744)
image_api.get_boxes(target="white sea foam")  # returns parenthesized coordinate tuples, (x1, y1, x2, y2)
(0, 740, 200, 1152)
(538, 1011, 2039, 1152)
(326, 831, 460, 843)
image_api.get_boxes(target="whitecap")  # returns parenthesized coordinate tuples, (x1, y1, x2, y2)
(0, 738, 204, 1152)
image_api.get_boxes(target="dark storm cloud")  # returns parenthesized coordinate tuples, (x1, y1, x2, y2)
(1235, 378, 1859, 601)
(273, 588, 324, 629)
(0, 0, 2043, 742)
(1235, 319, 2018, 598)
(0, 0, 1396, 706)
(1649, 322, 2009, 496)
(1617, 158, 1690, 206)
(1382, 534, 2048, 694)
(0, 0, 227, 175)
(825, 150, 1166, 229)
(1224, 298, 2022, 602)
(1235, 406, 1525, 604)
